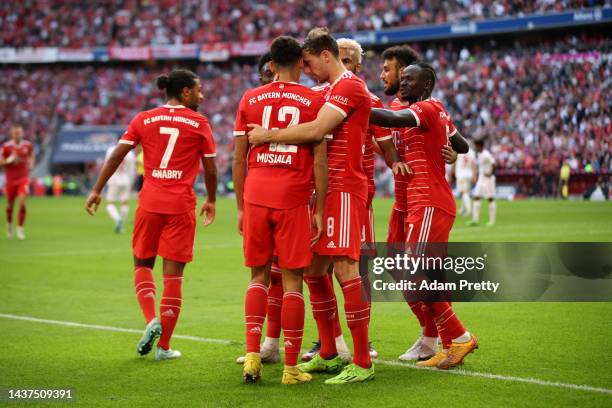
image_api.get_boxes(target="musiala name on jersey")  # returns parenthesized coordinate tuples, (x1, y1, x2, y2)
(373, 279, 500, 293)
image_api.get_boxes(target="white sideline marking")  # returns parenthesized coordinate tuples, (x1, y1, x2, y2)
(378, 360, 612, 395)
(1, 313, 611, 395)
(0, 313, 232, 345)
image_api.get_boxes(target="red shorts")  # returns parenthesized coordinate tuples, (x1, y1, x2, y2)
(405, 206, 455, 255)
(4, 180, 29, 201)
(133, 207, 196, 263)
(243, 202, 312, 269)
(314, 191, 365, 261)
(387, 207, 407, 243)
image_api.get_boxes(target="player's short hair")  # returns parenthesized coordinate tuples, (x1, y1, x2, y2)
(474, 138, 485, 146)
(270, 36, 303, 68)
(413, 61, 437, 90)
(257, 52, 272, 74)
(336, 38, 363, 64)
(382, 45, 421, 68)
(302, 27, 339, 57)
(156, 69, 198, 100)
(10, 123, 23, 129)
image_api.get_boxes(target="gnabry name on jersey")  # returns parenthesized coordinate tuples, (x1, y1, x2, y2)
(152, 169, 183, 179)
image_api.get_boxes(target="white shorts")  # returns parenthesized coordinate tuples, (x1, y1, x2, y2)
(457, 177, 472, 193)
(474, 176, 496, 199)
(106, 184, 131, 202)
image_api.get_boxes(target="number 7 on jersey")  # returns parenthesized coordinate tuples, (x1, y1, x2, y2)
(159, 127, 179, 169)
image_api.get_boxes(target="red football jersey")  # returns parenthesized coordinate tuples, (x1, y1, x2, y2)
(366, 92, 393, 202)
(120, 104, 217, 214)
(2, 140, 32, 184)
(234, 81, 324, 209)
(389, 97, 409, 212)
(403, 97, 457, 217)
(322, 71, 370, 201)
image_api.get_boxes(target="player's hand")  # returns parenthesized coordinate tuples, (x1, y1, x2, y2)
(85, 191, 101, 215)
(236, 209, 244, 236)
(247, 124, 270, 146)
(200, 200, 216, 227)
(442, 145, 458, 164)
(392, 161, 413, 176)
(6, 154, 17, 164)
(311, 212, 323, 246)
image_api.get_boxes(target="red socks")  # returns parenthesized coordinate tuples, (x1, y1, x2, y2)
(266, 266, 283, 340)
(158, 274, 183, 350)
(341, 277, 371, 369)
(427, 302, 465, 348)
(281, 292, 305, 366)
(245, 282, 268, 353)
(134, 266, 156, 324)
(305, 275, 337, 359)
(327, 273, 343, 338)
(409, 301, 439, 338)
(18, 204, 26, 226)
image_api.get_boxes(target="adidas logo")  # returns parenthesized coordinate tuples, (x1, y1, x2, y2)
(249, 326, 262, 334)
(161, 309, 175, 317)
(144, 292, 155, 299)
(327, 241, 336, 249)
(284, 340, 294, 348)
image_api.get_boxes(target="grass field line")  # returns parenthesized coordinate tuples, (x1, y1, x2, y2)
(2, 313, 612, 396)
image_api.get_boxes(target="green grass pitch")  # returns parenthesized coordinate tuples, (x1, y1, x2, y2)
(0, 197, 611, 407)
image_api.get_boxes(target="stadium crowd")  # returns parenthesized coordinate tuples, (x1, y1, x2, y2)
(1, 0, 609, 47)
(0, 34, 609, 195)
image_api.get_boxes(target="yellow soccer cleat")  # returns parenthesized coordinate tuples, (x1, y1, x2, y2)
(281, 365, 313, 385)
(437, 334, 478, 369)
(243, 352, 262, 383)
(415, 350, 448, 367)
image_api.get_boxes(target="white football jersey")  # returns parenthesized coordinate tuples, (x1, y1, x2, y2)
(456, 150, 476, 179)
(477, 149, 495, 177)
(106, 145, 136, 186)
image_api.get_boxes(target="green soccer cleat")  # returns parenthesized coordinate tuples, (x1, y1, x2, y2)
(486, 221, 495, 227)
(325, 363, 375, 385)
(297, 354, 344, 374)
(136, 317, 162, 356)
(466, 220, 479, 227)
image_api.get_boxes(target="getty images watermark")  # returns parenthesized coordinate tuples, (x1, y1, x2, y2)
(359, 243, 612, 302)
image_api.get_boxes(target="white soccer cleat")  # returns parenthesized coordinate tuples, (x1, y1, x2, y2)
(16, 226, 25, 240)
(155, 347, 181, 361)
(6, 223, 13, 238)
(236, 344, 280, 364)
(398, 335, 437, 361)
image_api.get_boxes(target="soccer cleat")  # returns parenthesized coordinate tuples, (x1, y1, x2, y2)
(155, 347, 181, 360)
(301, 340, 320, 361)
(398, 335, 437, 361)
(437, 334, 478, 369)
(16, 226, 25, 240)
(6, 223, 13, 238)
(416, 350, 448, 367)
(369, 342, 379, 359)
(486, 221, 495, 227)
(324, 363, 375, 385)
(136, 317, 162, 356)
(243, 352, 262, 383)
(114, 219, 123, 233)
(466, 220, 479, 227)
(297, 353, 344, 374)
(281, 365, 312, 385)
(235, 344, 280, 364)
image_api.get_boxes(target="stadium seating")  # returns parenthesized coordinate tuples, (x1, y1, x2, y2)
(1, 1, 606, 47)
